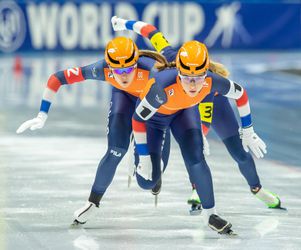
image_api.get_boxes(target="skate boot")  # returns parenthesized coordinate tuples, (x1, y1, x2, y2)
(151, 178, 162, 207)
(188, 188, 202, 215)
(208, 214, 235, 235)
(251, 187, 284, 209)
(187, 188, 201, 205)
(71, 201, 98, 226)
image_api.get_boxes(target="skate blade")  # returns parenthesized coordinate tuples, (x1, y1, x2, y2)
(210, 223, 237, 236)
(128, 176, 131, 188)
(154, 194, 158, 207)
(70, 219, 86, 228)
(189, 204, 202, 215)
(189, 209, 202, 216)
(220, 229, 238, 236)
(270, 206, 287, 211)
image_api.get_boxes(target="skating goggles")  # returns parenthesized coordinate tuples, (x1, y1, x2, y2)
(111, 64, 137, 75)
(178, 72, 207, 84)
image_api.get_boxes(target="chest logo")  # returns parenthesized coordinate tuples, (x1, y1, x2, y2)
(168, 89, 174, 96)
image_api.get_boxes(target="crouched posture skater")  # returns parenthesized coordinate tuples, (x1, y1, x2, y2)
(16, 37, 172, 225)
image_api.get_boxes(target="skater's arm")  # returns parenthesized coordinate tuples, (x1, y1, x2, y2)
(210, 73, 267, 158)
(210, 73, 252, 128)
(131, 116, 153, 180)
(40, 60, 106, 114)
(111, 16, 177, 62)
(16, 60, 106, 134)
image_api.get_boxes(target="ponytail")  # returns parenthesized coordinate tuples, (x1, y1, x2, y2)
(138, 50, 175, 71)
(209, 60, 230, 78)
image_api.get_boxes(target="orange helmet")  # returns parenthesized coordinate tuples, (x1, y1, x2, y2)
(176, 41, 210, 75)
(105, 37, 139, 68)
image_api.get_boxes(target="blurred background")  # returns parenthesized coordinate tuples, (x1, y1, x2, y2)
(0, 0, 301, 249)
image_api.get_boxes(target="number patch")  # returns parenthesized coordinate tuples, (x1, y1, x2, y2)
(199, 102, 214, 123)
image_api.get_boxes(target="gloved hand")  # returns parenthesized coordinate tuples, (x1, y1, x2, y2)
(16, 112, 48, 134)
(111, 16, 127, 31)
(239, 126, 267, 158)
(203, 134, 210, 156)
(136, 155, 153, 181)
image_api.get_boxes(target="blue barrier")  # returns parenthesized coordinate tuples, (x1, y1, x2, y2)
(0, 1, 300, 53)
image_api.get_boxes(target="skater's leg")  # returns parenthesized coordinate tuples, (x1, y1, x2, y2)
(89, 91, 135, 204)
(212, 95, 280, 208)
(171, 107, 233, 233)
(171, 107, 215, 210)
(74, 90, 135, 224)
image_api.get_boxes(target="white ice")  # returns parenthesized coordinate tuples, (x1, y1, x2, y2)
(0, 136, 300, 250)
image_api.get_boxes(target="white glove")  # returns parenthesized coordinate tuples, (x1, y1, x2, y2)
(203, 135, 210, 156)
(16, 112, 48, 134)
(111, 16, 127, 31)
(239, 127, 267, 159)
(136, 155, 152, 181)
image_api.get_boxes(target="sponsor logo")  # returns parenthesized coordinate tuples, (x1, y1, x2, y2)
(155, 94, 164, 104)
(0, 1, 26, 52)
(187, 63, 199, 66)
(137, 71, 143, 79)
(168, 89, 174, 96)
(108, 48, 116, 53)
(92, 66, 98, 78)
(110, 149, 122, 157)
(116, 56, 129, 59)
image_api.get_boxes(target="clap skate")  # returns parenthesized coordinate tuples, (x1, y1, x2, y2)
(208, 214, 236, 235)
(151, 178, 162, 207)
(71, 201, 98, 227)
(252, 187, 286, 210)
(188, 188, 202, 215)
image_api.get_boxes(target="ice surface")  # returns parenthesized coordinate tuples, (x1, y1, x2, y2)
(0, 136, 300, 250)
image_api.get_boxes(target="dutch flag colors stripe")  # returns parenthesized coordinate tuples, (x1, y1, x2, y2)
(125, 20, 136, 30)
(136, 144, 149, 155)
(132, 118, 149, 155)
(236, 91, 252, 127)
(47, 74, 62, 92)
(241, 114, 252, 128)
(125, 20, 157, 38)
(40, 100, 51, 113)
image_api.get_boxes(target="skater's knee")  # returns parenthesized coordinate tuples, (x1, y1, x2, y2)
(178, 129, 204, 166)
(136, 174, 159, 190)
(182, 149, 204, 166)
(234, 150, 252, 164)
(188, 161, 210, 175)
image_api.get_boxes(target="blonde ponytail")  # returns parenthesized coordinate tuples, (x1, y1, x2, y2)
(209, 60, 230, 78)
(138, 50, 175, 71)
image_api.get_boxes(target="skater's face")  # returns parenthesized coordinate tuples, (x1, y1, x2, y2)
(178, 71, 207, 97)
(111, 64, 137, 87)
